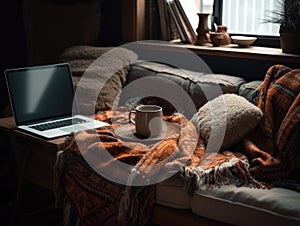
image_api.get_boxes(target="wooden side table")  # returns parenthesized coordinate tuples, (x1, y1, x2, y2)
(0, 117, 67, 225)
(0, 117, 67, 189)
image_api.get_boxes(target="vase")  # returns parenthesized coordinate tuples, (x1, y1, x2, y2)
(216, 25, 231, 46)
(195, 13, 211, 46)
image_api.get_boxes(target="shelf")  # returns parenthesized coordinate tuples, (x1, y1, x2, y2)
(134, 41, 300, 64)
(178, 44, 300, 63)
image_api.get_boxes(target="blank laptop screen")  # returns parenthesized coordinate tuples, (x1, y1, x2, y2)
(5, 63, 77, 125)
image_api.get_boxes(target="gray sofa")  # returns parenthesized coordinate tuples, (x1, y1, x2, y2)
(59, 45, 300, 226)
(124, 61, 300, 226)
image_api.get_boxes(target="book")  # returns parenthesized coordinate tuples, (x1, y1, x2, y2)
(166, 0, 186, 42)
(146, 0, 195, 43)
(163, 0, 181, 41)
(146, 0, 161, 40)
(174, 0, 197, 44)
(176, 0, 199, 34)
(164, 0, 199, 44)
(157, 0, 169, 41)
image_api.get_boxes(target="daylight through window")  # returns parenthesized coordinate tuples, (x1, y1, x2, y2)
(222, 0, 280, 36)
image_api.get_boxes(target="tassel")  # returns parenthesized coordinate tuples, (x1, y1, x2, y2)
(181, 159, 269, 191)
(53, 150, 66, 208)
(118, 186, 131, 225)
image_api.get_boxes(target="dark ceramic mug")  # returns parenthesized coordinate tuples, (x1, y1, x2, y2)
(129, 105, 163, 137)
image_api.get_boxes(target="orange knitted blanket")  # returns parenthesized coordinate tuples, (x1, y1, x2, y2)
(55, 65, 300, 226)
(56, 109, 259, 226)
(243, 65, 300, 181)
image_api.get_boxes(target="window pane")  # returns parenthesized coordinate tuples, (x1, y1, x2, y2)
(222, 0, 280, 36)
(178, 0, 214, 32)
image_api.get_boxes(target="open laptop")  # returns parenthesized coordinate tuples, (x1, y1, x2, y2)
(5, 63, 108, 139)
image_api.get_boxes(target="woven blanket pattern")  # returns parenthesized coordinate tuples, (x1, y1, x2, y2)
(243, 65, 300, 181)
(56, 109, 258, 226)
(55, 65, 300, 226)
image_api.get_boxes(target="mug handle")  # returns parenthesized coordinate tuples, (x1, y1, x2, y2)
(129, 109, 136, 124)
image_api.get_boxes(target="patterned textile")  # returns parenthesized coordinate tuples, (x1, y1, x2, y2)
(55, 109, 261, 226)
(55, 65, 300, 226)
(55, 108, 154, 226)
(243, 65, 300, 181)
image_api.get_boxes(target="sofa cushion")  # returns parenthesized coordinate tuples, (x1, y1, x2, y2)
(59, 45, 137, 113)
(191, 185, 300, 226)
(191, 93, 263, 150)
(239, 80, 262, 104)
(125, 62, 158, 85)
(156, 174, 192, 209)
(123, 61, 246, 115)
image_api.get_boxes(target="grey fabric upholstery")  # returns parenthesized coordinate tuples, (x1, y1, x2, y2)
(122, 61, 247, 115)
(239, 80, 262, 104)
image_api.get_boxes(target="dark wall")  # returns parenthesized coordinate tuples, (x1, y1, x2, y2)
(0, 0, 27, 71)
(98, 0, 122, 46)
(0, 0, 122, 117)
(1, 0, 122, 70)
(1, 0, 300, 118)
(0, 0, 27, 117)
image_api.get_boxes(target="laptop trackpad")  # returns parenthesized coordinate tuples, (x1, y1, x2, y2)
(60, 125, 90, 133)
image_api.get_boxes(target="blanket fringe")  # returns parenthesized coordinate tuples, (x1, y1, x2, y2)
(54, 150, 84, 226)
(181, 159, 269, 193)
(118, 185, 155, 226)
(118, 169, 155, 226)
(118, 185, 130, 223)
(53, 150, 66, 209)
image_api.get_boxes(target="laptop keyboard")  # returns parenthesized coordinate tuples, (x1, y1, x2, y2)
(30, 118, 88, 131)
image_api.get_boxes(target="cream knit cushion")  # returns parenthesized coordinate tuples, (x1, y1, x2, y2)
(191, 93, 263, 150)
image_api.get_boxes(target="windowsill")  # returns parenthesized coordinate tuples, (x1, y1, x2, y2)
(134, 41, 300, 64)
(178, 44, 300, 63)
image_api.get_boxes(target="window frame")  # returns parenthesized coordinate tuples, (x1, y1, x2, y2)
(212, 0, 281, 48)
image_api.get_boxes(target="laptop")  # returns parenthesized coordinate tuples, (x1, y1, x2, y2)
(5, 63, 109, 139)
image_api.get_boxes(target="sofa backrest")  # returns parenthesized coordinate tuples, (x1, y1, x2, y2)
(59, 45, 263, 115)
(119, 61, 253, 115)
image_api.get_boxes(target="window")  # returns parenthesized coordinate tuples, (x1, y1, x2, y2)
(180, 0, 280, 47)
(222, 0, 280, 36)
(177, 0, 214, 32)
(213, 0, 281, 47)
(142, 0, 281, 47)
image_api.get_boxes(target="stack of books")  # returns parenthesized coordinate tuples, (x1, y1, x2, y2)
(146, 0, 199, 44)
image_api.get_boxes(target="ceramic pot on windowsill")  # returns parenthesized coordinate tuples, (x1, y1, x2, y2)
(210, 32, 223, 47)
(280, 25, 300, 54)
(263, 0, 300, 54)
(216, 25, 231, 46)
(195, 13, 211, 46)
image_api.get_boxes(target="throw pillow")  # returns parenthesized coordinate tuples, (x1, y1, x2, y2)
(238, 80, 262, 105)
(191, 93, 263, 150)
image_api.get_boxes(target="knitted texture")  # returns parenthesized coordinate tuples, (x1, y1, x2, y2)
(191, 93, 263, 150)
(243, 65, 300, 181)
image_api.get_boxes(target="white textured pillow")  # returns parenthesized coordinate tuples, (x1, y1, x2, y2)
(191, 93, 263, 150)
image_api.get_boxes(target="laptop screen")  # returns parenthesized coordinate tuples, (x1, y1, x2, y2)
(5, 63, 77, 125)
